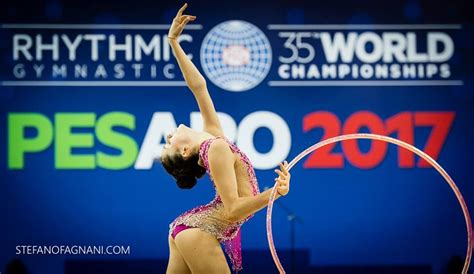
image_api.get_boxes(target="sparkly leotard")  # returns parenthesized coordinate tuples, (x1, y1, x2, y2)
(169, 136, 260, 271)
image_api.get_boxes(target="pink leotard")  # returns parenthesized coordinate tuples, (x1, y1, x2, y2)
(169, 136, 260, 271)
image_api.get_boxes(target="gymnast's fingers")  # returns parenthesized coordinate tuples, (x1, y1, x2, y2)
(274, 169, 285, 178)
(176, 3, 188, 18)
(184, 15, 196, 20)
(279, 162, 289, 176)
(277, 178, 288, 186)
(179, 17, 192, 28)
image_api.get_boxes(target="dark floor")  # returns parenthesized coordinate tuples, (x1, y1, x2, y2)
(63, 249, 433, 274)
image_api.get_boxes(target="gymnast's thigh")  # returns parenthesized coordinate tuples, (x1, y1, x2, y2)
(174, 228, 231, 274)
(167, 235, 191, 274)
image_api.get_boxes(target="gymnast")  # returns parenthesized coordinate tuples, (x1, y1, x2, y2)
(161, 3, 291, 274)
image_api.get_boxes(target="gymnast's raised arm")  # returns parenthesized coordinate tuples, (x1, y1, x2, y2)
(168, 3, 224, 137)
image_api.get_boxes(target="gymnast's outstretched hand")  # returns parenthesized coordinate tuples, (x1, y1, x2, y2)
(168, 3, 196, 40)
(274, 161, 291, 196)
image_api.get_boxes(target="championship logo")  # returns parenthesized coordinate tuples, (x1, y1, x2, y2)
(200, 20, 272, 92)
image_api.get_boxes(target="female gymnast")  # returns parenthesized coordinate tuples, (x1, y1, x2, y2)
(161, 3, 291, 274)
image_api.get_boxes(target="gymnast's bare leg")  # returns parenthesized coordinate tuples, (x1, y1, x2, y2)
(173, 229, 230, 274)
(166, 235, 191, 274)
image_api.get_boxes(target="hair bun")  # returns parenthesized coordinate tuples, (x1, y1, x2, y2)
(176, 176, 197, 189)
(161, 152, 206, 190)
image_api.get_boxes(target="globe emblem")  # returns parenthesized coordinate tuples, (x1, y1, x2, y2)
(200, 20, 272, 92)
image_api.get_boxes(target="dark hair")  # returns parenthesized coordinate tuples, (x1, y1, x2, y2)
(161, 151, 206, 189)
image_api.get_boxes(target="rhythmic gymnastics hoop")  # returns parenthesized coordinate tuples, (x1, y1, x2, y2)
(266, 133, 472, 274)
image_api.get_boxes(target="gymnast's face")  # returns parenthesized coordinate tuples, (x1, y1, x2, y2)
(162, 124, 194, 159)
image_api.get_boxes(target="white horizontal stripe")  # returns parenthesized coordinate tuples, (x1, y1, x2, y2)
(267, 24, 462, 30)
(1, 24, 203, 30)
(1, 81, 188, 87)
(268, 80, 464, 86)
(1, 80, 464, 87)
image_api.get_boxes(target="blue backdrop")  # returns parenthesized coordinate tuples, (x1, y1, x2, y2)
(1, 0, 473, 273)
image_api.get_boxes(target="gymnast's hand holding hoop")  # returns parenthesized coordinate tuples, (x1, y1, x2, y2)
(168, 3, 196, 40)
(274, 161, 291, 197)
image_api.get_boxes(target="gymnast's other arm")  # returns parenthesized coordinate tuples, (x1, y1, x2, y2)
(168, 3, 224, 137)
(209, 139, 291, 222)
